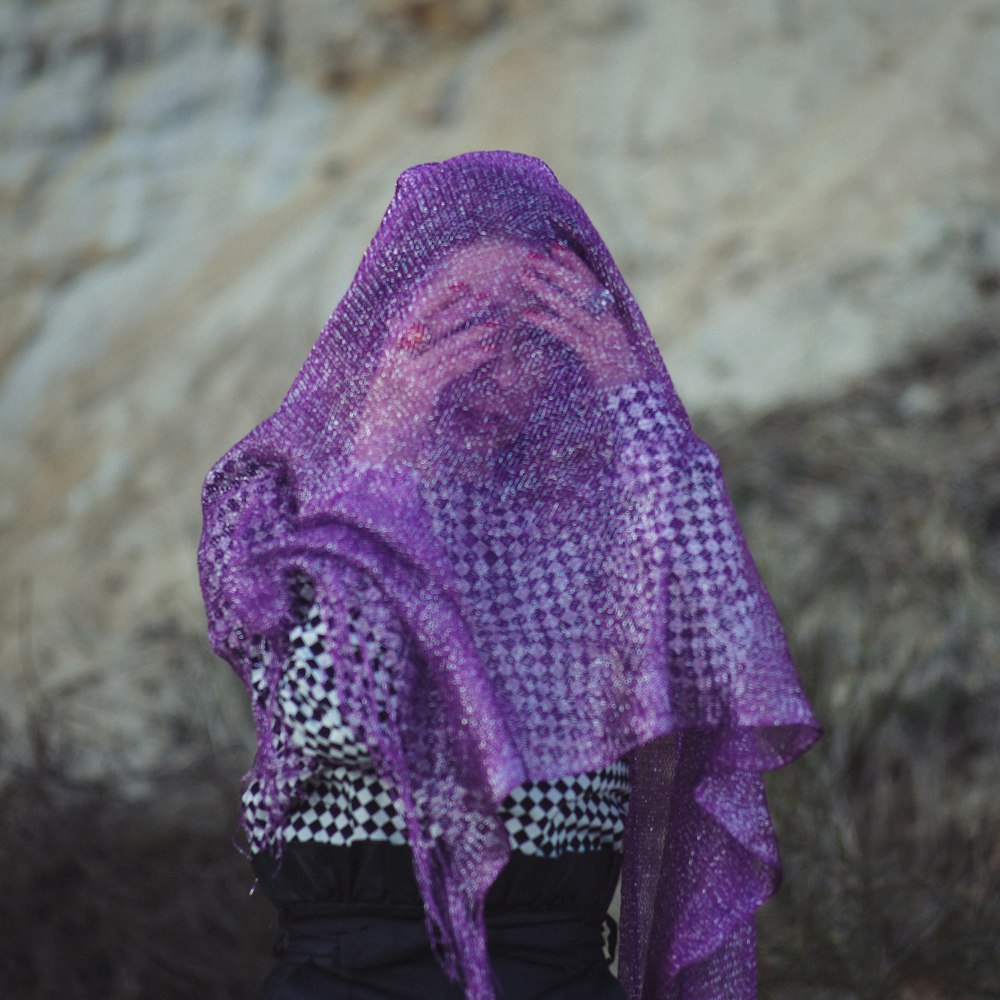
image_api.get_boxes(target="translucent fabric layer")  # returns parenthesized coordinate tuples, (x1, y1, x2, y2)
(198, 151, 820, 999)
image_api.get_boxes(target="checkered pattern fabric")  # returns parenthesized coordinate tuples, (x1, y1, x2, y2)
(201, 147, 822, 998)
(242, 574, 629, 857)
(239, 385, 688, 858)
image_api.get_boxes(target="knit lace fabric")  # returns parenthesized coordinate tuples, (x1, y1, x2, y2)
(241, 573, 630, 856)
(198, 151, 820, 999)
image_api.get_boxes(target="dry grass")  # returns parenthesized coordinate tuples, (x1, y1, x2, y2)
(2, 326, 998, 998)
(702, 325, 1000, 999)
(0, 679, 272, 1000)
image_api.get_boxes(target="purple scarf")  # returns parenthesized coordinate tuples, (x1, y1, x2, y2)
(198, 151, 820, 999)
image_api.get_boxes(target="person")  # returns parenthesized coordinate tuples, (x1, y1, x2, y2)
(198, 151, 820, 1000)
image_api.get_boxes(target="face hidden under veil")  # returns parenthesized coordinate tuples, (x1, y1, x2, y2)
(353, 223, 649, 498)
(199, 152, 820, 1000)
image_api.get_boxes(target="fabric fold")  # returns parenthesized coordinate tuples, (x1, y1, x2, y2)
(198, 150, 820, 999)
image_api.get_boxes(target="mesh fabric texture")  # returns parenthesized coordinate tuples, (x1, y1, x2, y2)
(198, 151, 821, 999)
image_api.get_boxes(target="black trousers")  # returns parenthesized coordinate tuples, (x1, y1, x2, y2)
(252, 842, 626, 999)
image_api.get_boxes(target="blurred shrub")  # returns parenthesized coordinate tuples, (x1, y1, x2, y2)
(704, 325, 1000, 999)
(0, 684, 271, 1000)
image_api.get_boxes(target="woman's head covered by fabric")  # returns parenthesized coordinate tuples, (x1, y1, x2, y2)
(281, 152, 671, 495)
(200, 151, 821, 1000)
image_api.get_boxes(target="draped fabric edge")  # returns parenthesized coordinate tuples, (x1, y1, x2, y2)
(618, 724, 819, 999)
(203, 454, 526, 996)
(200, 448, 821, 999)
(616, 431, 821, 996)
(197, 150, 823, 999)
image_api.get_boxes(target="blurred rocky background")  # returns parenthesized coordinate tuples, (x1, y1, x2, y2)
(1, 1, 998, 997)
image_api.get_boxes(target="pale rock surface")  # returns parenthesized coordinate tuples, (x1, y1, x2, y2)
(1, 0, 999, 786)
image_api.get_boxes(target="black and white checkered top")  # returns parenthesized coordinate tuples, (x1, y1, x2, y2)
(242, 576, 629, 857)
(239, 382, 679, 858)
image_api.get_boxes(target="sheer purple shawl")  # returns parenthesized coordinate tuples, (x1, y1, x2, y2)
(198, 151, 820, 999)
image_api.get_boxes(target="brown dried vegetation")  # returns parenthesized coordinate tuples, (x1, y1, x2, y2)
(705, 326, 1000, 999)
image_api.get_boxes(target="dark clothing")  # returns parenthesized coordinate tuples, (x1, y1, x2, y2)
(253, 842, 626, 999)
